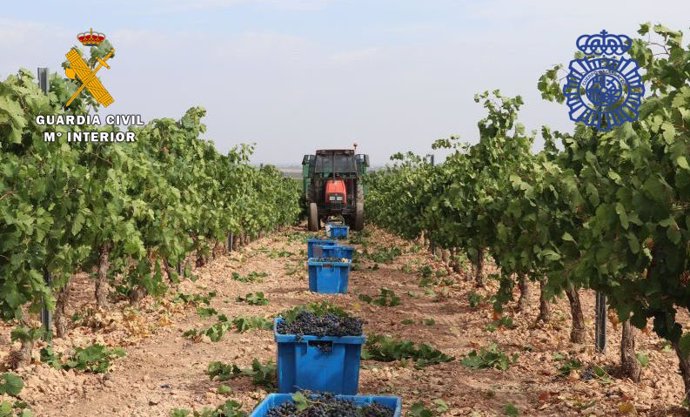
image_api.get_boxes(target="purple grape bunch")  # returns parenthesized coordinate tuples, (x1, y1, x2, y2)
(266, 392, 394, 417)
(277, 311, 363, 338)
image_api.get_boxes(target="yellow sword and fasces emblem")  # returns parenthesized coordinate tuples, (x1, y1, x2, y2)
(64, 48, 115, 108)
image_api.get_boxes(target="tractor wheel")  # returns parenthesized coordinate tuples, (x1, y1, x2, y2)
(353, 202, 364, 231)
(308, 202, 319, 231)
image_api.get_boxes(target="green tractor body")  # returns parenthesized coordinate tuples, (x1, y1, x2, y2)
(302, 149, 369, 231)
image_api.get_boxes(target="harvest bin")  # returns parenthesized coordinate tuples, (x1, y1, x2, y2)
(274, 318, 365, 395)
(308, 258, 351, 294)
(307, 238, 336, 258)
(321, 244, 354, 260)
(251, 393, 402, 417)
(326, 224, 349, 239)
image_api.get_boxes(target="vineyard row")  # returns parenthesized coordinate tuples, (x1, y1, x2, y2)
(365, 24, 690, 403)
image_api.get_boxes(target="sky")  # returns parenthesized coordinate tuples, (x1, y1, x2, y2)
(1, 0, 689, 165)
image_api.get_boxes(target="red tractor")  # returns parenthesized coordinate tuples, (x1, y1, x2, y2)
(301, 148, 369, 231)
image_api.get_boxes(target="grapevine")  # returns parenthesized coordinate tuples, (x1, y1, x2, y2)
(366, 23, 690, 403)
(0, 41, 301, 365)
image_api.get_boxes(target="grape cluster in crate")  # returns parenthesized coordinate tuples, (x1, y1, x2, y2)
(306, 223, 354, 294)
(251, 225, 401, 416)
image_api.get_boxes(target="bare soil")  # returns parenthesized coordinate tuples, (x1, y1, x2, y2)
(0, 226, 687, 416)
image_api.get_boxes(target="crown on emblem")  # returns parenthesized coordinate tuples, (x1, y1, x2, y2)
(575, 30, 631, 56)
(77, 28, 106, 47)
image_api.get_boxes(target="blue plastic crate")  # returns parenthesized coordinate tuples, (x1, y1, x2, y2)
(321, 244, 354, 260)
(307, 238, 336, 258)
(327, 223, 349, 239)
(251, 393, 402, 417)
(274, 318, 365, 395)
(308, 258, 351, 294)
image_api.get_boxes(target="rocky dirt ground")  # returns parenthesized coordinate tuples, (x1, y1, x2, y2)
(0, 226, 687, 417)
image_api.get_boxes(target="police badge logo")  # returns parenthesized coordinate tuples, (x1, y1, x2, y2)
(563, 30, 645, 131)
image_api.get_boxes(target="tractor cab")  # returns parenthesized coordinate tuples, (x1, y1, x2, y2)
(302, 148, 369, 231)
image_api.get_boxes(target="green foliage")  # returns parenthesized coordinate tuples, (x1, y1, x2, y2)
(587, 365, 612, 384)
(205, 319, 232, 342)
(184, 314, 231, 342)
(39, 347, 62, 369)
(418, 276, 436, 288)
(267, 250, 294, 259)
(534, 24, 690, 364)
(553, 360, 610, 384)
(10, 327, 44, 343)
(207, 359, 276, 390)
(260, 358, 280, 383)
(365, 247, 402, 264)
(400, 263, 414, 274)
(467, 292, 482, 308)
(358, 288, 401, 307)
(553, 353, 611, 383)
(207, 361, 241, 381)
(292, 392, 309, 412)
(503, 403, 519, 416)
(407, 400, 448, 417)
(0, 374, 23, 397)
(0, 62, 300, 335)
(217, 385, 232, 395)
(170, 400, 246, 417)
(232, 316, 273, 333)
(365, 152, 435, 240)
(485, 316, 516, 332)
(197, 307, 218, 318)
(66, 344, 126, 373)
(461, 343, 517, 371)
(236, 292, 268, 306)
(349, 230, 371, 245)
(362, 334, 454, 368)
(71, 312, 83, 324)
(432, 400, 449, 413)
(418, 265, 448, 287)
(41, 344, 126, 373)
(231, 271, 268, 283)
(172, 291, 216, 306)
(556, 358, 583, 377)
(184, 314, 271, 342)
(637, 352, 650, 367)
(284, 262, 302, 276)
(418, 265, 433, 279)
(407, 402, 433, 417)
(0, 401, 32, 417)
(6, 21, 690, 406)
(363, 23, 690, 402)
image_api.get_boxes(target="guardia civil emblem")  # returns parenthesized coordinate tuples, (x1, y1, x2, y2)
(563, 30, 645, 131)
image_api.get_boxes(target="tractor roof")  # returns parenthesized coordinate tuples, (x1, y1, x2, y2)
(315, 149, 355, 156)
